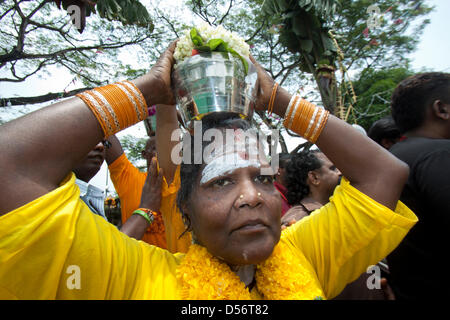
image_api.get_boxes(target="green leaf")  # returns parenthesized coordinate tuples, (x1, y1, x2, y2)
(195, 45, 212, 52)
(228, 47, 248, 75)
(207, 39, 225, 51)
(190, 28, 204, 46)
(216, 42, 229, 52)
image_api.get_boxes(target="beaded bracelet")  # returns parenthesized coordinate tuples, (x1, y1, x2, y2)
(76, 80, 148, 138)
(132, 208, 157, 225)
(283, 94, 330, 143)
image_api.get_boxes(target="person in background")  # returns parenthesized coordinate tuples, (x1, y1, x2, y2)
(106, 134, 191, 253)
(281, 149, 341, 227)
(119, 157, 164, 241)
(73, 141, 109, 221)
(368, 116, 402, 150)
(387, 72, 450, 300)
(105, 135, 167, 247)
(273, 153, 292, 217)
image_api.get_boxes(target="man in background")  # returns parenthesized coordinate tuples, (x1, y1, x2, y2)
(388, 72, 450, 299)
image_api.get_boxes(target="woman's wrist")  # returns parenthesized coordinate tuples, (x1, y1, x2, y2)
(131, 74, 155, 106)
(272, 86, 292, 118)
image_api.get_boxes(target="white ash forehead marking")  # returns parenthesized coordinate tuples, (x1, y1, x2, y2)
(200, 130, 265, 185)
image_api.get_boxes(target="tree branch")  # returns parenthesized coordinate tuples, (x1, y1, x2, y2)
(0, 87, 91, 107)
(218, 0, 233, 25)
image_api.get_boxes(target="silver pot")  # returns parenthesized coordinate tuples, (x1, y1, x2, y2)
(172, 52, 257, 127)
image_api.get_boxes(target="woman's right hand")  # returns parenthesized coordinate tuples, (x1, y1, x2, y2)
(250, 55, 291, 117)
(250, 55, 275, 112)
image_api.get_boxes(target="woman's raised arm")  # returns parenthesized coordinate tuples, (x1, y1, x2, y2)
(0, 42, 177, 216)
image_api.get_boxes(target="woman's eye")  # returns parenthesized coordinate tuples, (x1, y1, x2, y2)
(256, 175, 274, 184)
(213, 178, 232, 187)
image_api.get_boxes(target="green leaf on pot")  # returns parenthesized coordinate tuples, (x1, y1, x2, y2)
(190, 28, 204, 46)
(228, 47, 249, 75)
(195, 45, 212, 52)
(207, 39, 225, 51)
(189, 28, 248, 75)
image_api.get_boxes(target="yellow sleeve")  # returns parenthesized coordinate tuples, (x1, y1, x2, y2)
(281, 178, 418, 299)
(0, 173, 181, 299)
(158, 164, 192, 253)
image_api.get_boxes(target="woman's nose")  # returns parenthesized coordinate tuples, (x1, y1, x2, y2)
(235, 180, 262, 209)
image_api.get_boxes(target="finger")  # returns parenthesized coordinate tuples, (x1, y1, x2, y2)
(162, 40, 179, 62)
(167, 39, 179, 53)
(147, 157, 158, 182)
(156, 167, 164, 188)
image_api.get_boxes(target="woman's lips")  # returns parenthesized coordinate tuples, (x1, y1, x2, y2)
(232, 219, 267, 234)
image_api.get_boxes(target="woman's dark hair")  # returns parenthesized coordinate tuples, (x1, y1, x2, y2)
(285, 149, 322, 206)
(176, 112, 252, 234)
(367, 116, 401, 146)
(391, 72, 450, 133)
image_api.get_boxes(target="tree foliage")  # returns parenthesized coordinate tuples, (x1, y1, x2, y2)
(347, 67, 414, 130)
(119, 134, 147, 169)
(0, 0, 433, 147)
(54, 0, 153, 33)
(0, 0, 154, 107)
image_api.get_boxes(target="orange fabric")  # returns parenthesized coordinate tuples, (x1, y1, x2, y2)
(108, 154, 191, 253)
(108, 153, 166, 249)
(157, 164, 192, 254)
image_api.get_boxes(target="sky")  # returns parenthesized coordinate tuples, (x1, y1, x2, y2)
(1, 0, 449, 193)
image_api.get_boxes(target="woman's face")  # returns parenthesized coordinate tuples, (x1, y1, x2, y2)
(184, 130, 282, 266)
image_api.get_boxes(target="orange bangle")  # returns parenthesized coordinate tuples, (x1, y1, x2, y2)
(77, 81, 148, 138)
(267, 82, 278, 115)
(284, 97, 329, 143)
(283, 95, 300, 129)
(310, 110, 330, 143)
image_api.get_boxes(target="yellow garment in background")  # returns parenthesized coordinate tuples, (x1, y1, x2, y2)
(0, 174, 417, 299)
(108, 153, 190, 253)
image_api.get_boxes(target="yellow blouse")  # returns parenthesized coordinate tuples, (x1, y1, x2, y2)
(0, 174, 417, 299)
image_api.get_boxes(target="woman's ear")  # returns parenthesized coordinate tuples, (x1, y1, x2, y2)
(307, 170, 320, 186)
(432, 100, 450, 120)
(181, 209, 193, 231)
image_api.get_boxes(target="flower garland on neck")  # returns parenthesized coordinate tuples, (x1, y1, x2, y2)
(176, 239, 325, 300)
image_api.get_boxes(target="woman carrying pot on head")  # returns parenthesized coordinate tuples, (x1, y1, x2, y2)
(0, 41, 416, 299)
